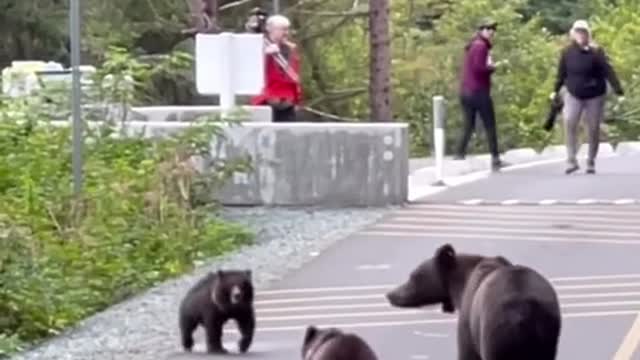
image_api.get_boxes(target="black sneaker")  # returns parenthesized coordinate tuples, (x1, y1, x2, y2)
(565, 162, 579, 174)
(453, 154, 465, 160)
(491, 159, 509, 172)
(586, 160, 595, 174)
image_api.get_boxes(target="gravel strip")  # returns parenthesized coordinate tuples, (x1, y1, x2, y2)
(10, 206, 391, 360)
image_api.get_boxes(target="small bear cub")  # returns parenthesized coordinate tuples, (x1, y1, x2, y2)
(178, 269, 255, 354)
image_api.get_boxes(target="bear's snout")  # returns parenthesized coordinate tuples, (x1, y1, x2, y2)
(230, 285, 242, 304)
(386, 289, 402, 307)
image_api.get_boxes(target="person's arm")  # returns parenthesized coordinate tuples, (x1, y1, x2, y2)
(598, 48, 624, 96)
(468, 41, 494, 75)
(553, 49, 567, 94)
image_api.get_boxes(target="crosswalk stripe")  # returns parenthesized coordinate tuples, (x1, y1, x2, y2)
(257, 300, 640, 314)
(258, 275, 640, 296)
(220, 311, 640, 334)
(405, 204, 640, 216)
(368, 223, 640, 238)
(388, 212, 639, 226)
(450, 199, 640, 206)
(356, 230, 640, 245)
(387, 216, 640, 231)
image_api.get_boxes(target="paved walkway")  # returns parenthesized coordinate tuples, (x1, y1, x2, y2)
(168, 154, 640, 360)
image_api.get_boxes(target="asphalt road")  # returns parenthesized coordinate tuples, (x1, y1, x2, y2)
(167, 156, 640, 360)
(421, 154, 640, 204)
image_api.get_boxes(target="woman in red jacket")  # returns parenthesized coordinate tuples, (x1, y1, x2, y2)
(250, 14, 303, 122)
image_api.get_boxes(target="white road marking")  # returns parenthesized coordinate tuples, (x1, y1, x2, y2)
(577, 198, 599, 205)
(410, 355, 430, 359)
(258, 275, 640, 295)
(221, 310, 640, 333)
(407, 204, 640, 216)
(356, 230, 640, 245)
(356, 264, 391, 271)
(460, 198, 483, 205)
(391, 211, 639, 225)
(553, 274, 640, 282)
(614, 199, 637, 205)
(367, 223, 640, 239)
(613, 313, 640, 360)
(412, 330, 448, 338)
(454, 199, 640, 206)
(257, 300, 640, 314)
(387, 216, 640, 231)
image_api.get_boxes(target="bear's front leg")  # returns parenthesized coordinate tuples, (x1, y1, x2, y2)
(236, 310, 256, 353)
(203, 314, 228, 354)
(457, 319, 481, 360)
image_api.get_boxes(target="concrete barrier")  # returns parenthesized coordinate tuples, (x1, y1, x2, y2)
(615, 141, 640, 155)
(129, 105, 272, 122)
(503, 148, 538, 164)
(54, 120, 408, 207)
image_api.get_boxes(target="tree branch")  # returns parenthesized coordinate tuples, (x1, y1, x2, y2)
(219, 0, 254, 11)
(306, 87, 367, 107)
(295, 9, 369, 17)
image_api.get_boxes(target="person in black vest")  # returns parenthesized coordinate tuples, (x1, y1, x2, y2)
(550, 20, 624, 175)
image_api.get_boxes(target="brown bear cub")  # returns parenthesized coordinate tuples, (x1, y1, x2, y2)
(386, 244, 561, 360)
(301, 325, 378, 360)
(178, 269, 255, 354)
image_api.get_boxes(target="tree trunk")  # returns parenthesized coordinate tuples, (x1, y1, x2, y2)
(368, 0, 392, 121)
(186, 0, 219, 34)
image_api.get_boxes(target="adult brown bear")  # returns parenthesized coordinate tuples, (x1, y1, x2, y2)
(386, 244, 561, 360)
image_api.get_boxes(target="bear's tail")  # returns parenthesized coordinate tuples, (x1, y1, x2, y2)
(488, 298, 561, 360)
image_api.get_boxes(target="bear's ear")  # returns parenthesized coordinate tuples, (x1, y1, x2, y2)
(441, 299, 455, 313)
(435, 243, 456, 269)
(303, 325, 318, 344)
(245, 269, 252, 280)
(217, 269, 225, 278)
(495, 255, 512, 266)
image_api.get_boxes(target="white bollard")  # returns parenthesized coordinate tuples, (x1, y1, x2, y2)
(432, 95, 447, 186)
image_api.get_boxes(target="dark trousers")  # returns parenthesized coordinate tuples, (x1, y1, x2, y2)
(456, 91, 500, 159)
(270, 104, 297, 122)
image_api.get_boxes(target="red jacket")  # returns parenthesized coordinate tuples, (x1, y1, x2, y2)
(250, 42, 303, 106)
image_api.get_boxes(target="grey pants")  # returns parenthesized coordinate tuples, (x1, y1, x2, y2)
(562, 92, 605, 164)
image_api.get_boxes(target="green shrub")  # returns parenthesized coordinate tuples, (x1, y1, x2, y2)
(0, 48, 253, 356)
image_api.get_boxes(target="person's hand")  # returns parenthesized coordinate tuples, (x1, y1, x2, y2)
(264, 43, 279, 54)
(549, 92, 558, 101)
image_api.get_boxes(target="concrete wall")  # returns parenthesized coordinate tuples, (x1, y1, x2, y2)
(129, 105, 272, 122)
(65, 121, 408, 207)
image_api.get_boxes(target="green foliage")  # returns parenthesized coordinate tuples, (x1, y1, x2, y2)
(0, 50, 254, 355)
(588, 0, 640, 143)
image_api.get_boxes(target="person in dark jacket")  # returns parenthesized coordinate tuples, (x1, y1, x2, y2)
(550, 19, 624, 174)
(455, 18, 508, 172)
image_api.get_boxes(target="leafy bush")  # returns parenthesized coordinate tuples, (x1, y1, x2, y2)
(0, 49, 253, 356)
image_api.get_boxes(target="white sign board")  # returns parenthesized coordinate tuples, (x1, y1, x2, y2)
(195, 33, 265, 109)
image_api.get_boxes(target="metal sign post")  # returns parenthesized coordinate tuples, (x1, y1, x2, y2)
(70, 0, 83, 195)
